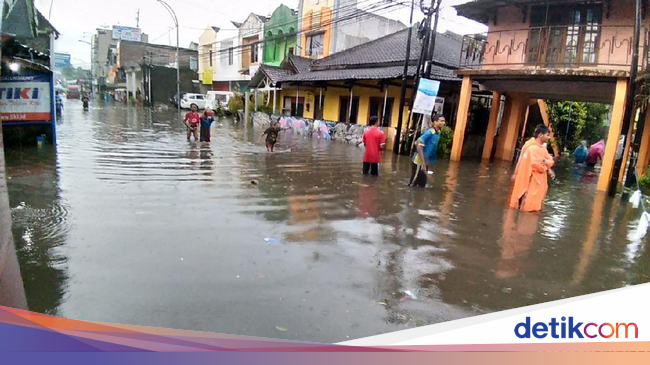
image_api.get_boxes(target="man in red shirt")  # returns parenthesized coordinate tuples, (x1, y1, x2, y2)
(362, 116, 387, 176)
(183, 103, 201, 142)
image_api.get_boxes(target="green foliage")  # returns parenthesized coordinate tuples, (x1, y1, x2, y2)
(546, 101, 609, 152)
(227, 93, 244, 114)
(255, 105, 274, 114)
(639, 167, 650, 195)
(437, 126, 453, 159)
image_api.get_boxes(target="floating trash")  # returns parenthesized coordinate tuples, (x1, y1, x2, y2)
(264, 238, 280, 244)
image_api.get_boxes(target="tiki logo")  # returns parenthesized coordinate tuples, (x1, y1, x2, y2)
(0, 88, 41, 99)
(515, 317, 638, 339)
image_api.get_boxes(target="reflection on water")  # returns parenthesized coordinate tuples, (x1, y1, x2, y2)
(4, 102, 650, 342)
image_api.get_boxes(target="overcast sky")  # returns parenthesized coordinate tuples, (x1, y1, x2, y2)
(36, 0, 486, 69)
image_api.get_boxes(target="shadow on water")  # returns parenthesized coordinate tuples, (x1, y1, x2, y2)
(3, 100, 649, 341)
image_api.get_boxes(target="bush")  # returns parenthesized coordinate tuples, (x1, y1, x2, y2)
(255, 105, 273, 114)
(437, 126, 453, 159)
(227, 93, 244, 114)
(638, 168, 650, 195)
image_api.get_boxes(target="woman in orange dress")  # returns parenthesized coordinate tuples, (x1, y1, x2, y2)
(509, 124, 556, 212)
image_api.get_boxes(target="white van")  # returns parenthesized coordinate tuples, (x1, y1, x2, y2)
(180, 93, 207, 109)
(206, 91, 233, 111)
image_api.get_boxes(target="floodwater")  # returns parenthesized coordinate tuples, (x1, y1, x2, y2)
(4, 101, 650, 343)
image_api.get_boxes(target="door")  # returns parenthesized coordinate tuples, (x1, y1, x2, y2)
(339, 97, 360, 124)
(368, 97, 394, 127)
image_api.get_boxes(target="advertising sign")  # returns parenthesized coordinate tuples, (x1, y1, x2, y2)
(202, 70, 213, 85)
(0, 75, 52, 122)
(112, 25, 142, 42)
(54, 53, 71, 68)
(434, 97, 445, 115)
(412, 78, 441, 115)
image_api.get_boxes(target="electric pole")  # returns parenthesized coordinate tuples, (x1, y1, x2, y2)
(136, 9, 140, 28)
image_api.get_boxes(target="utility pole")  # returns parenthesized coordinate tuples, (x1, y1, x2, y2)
(394, 0, 416, 154)
(136, 9, 140, 28)
(609, 0, 642, 196)
(157, 0, 180, 114)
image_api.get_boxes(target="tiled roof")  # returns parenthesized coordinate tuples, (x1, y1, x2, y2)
(282, 64, 457, 82)
(287, 54, 312, 73)
(250, 64, 295, 87)
(311, 27, 463, 71)
(211, 26, 220, 33)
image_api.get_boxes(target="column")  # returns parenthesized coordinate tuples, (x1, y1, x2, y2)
(498, 93, 529, 162)
(637, 111, 650, 176)
(482, 91, 502, 159)
(618, 122, 635, 183)
(495, 96, 514, 160)
(537, 100, 560, 156)
(598, 78, 629, 192)
(450, 75, 472, 162)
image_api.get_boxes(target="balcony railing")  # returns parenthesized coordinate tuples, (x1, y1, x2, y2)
(460, 25, 650, 71)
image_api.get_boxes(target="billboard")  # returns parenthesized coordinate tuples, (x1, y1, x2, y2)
(0, 75, 52, 122)
(54, 53, 71, 68)
(112, 25, 142, 42)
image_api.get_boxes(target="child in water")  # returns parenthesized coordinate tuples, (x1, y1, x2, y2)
(200, 108, 215, 142)
(260, 121, 288, 152)
(183, 103, 200, 142)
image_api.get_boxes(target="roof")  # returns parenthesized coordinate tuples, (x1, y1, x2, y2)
(250, 64, 295, 87)
(286, 54, 312, 73)
(211, 26, 220, 33)
(311, 27, 462, 71)
(254, 14, 269, 22)
(454, 0, 585, 24)
(282, 64, 457, 83)
(231, 21, 242, 28)
(36, 10, 60, 38)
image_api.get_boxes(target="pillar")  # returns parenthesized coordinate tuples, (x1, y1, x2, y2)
(637, 111, 650, 176)
(618, 121, 635, 183)
(450, 75, 472, 162)
(482, 91, 502, 159)
(598, 78, 629, 192)
(497, 93, 529, 162)
(537, 100, 560, 156)
(495, 96, 514, 160)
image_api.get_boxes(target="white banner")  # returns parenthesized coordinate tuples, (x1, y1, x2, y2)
(413, 78, 441, 115)
(112, 25, 142, 42)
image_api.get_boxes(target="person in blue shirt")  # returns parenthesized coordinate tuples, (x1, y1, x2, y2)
(200, 108, 215, 142)
(408, 114, 446, 188)
(574, 140, 588, 164)
(55, 91, 63, 117)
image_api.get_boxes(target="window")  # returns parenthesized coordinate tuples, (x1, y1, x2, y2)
(251, 44, 258, 63)
(311, 11, 321, 31)
(306, 32, 325, 59)
(288, 47, 294, 55)
(195, 95, 205, 100)
(526, 4, 601, 66)
(209, 50, 213, 67)
(229, 47, 234, 65)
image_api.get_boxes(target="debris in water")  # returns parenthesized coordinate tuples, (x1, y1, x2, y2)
(276, 326, 288, 332)
(401, 290, 418, 301)
(251, 180, 259, 185)
(264, 237, 280, 244)
(502, 287, 512, 294)
(379, 302, 387, 306)
(180, 258, 184, 261)
(427, 171, 434, 175)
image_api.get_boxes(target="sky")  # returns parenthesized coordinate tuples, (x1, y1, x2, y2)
(36, 0, 487, 69)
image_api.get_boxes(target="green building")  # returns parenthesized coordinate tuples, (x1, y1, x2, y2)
(263, 4, 298, 67)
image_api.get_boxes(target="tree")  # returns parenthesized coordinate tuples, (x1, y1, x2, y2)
(545, 101, 608, 152)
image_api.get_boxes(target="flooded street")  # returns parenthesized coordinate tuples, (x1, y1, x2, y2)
(5, 100, 650, 343)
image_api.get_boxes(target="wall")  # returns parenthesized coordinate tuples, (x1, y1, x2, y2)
(478, 1, 643, 72)
(93, 29, 116, 81)
(263, 5, 299, 66)
(239, 13, 265, 71)
(118, 41, 197, 69)
(332, 11, 405, 53)
(300, 0, 335, 58)
(198, 27, 217, 78)
(150, 66, 196, 104)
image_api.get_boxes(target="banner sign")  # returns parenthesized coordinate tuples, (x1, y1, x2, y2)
(202, 70, 213, 85)
(112, 25, 142, 42)
(434, 97, 444, 115)
(413, 78, 441, 115)
(54, 53, 71, 68)
(0, 75, 52, 122)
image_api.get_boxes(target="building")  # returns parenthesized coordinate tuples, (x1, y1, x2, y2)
(112, 41, 198, 104)
(451, 0, 650, 191)
(239, 13, 268, 80)
(263, 4, 299, 67)
(250, 28, 464, 150)
(2, 0, 59, 69)
(299, 0, 405, 59)
(91, 27, 149, 93)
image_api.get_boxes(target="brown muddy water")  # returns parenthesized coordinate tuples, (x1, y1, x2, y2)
(3, 101, 649, 343)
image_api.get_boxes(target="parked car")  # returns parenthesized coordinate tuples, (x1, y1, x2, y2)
(206, 91, 233, 111)
(170, 92, 188, 107)
(179, 93, 207, 109)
